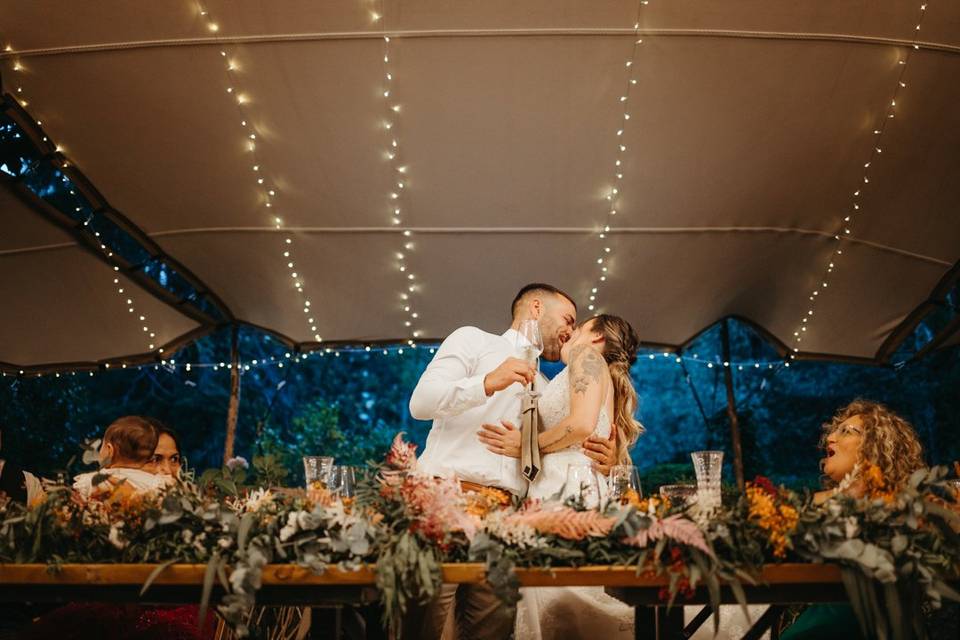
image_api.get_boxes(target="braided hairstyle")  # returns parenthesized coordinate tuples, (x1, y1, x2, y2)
(589, 314, 644, 462)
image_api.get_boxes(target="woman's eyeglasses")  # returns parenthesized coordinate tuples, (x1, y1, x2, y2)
(832, 424, 863, 438)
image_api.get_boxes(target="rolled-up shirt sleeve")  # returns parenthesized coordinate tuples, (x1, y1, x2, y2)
(409, 327, 490, 420)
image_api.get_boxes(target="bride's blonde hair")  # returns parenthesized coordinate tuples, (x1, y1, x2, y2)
(588, 314, 644, 462)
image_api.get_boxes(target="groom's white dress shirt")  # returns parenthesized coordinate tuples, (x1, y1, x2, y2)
(73, 467, 169, 500)
(410, 326, 545, 495)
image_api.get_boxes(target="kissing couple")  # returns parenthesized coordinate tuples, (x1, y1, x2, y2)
(407, 282, 643, 639)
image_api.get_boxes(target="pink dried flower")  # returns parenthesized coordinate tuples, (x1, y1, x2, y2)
(400, 475, 476, 542)
(506, 505, 616, 540)
(623, 514, 713, 557)
(385, 432, 418, 471)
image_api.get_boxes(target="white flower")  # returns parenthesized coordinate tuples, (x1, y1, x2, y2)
(844, 516, 859, 539)
(241, 488, 275, 513)
(218, 537, 233, 549)
(226, 456, 249, 471)
(483, 511, 542, 549)
(108, 524, 127, 550)
(279, 512, 299, 542)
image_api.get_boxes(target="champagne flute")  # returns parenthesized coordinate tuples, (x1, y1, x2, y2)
(516, 319, 543, 397)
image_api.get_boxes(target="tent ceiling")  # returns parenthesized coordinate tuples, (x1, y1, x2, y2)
(1, 1, 958, 369)
(0, 190, 201, 367)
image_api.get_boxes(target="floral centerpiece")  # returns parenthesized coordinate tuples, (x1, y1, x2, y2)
(1, 435, 958, 639)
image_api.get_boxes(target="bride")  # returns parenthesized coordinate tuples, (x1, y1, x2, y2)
(479, 313, 643, 640)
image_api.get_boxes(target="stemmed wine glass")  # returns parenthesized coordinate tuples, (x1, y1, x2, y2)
(516, 319, 543, 397)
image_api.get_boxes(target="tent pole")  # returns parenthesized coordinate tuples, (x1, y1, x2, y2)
(678, 359, 711, 430)
(721, 319, 745, 491)
(223, 324, 241, 464)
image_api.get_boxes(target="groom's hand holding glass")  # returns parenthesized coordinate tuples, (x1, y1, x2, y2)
(482, 357, 537, 396)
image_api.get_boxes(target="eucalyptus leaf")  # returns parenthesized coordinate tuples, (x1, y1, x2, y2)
(139, 558, 177, 596)
(198, 553, 221, 628)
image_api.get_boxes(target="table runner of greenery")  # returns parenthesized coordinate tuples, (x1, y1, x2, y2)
(1, 435, 958, 639)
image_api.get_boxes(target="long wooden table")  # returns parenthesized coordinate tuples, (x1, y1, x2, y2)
(0, 563, 849, 639)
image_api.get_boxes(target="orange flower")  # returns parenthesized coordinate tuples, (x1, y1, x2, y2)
(746, 483, 797, 559)
(625, 491, 670, 515)
(464, 486, 512, 518)
(307, 484, 335, 506)
(862, 463, 896, 504)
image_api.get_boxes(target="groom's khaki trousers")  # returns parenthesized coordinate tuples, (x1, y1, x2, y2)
(401, 582, 515, 640)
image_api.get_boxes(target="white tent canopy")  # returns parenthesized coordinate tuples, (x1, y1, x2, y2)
(1, 1, 958, 372)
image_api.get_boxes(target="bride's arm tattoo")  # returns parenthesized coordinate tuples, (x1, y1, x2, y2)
(570, 346, 604, 396)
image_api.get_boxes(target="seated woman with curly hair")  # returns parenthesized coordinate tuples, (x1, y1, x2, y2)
(813, 398, 925, 505)
(784, 399, 929, 640)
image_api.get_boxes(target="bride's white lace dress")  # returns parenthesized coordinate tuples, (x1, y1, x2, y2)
(514, 368, 634, 639)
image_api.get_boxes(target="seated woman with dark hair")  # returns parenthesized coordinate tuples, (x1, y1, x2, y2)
(783, 399, 928, 640)
(141, 418, 184, 479)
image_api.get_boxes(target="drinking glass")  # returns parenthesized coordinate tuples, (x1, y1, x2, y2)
(516, 319, 543, 396)
(691, 450, 724, 510)
(303, 456, 334, 489)
(659, 484, 698, 508)
(608, 465, 642, 504)
(561, 464, 601, 509)
(329, 465, 356, 498)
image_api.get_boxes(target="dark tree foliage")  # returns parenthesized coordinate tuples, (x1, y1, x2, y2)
(1, 321, 958, 491)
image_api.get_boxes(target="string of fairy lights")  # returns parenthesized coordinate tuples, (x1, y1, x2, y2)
(1, 346, 788, 380)
(585, 0, 650, 315)
(4, 46, 162, 356)
(195, 2, 322, 345)
(10, 4, 936, 380)
(788, 2, 932, 357)
(374, 0, 423, 347)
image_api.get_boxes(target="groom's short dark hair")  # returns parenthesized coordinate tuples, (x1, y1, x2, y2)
(511, 283, 577, 318)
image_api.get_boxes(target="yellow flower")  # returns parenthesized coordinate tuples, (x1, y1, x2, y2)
(746, 485, 797, 559)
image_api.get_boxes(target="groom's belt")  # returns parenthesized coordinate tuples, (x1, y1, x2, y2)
(438, 478, 513, 503)
(459, 480, 505, 494)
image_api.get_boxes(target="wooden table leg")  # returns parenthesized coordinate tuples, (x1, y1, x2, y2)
(743, 605, 784, 640)
(658, 605, 685, 640)
(635, 605, 656, 639)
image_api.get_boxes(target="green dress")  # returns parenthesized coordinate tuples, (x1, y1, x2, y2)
(780, 604, 865, 640)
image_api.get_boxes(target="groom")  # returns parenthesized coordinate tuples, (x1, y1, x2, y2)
(407, 283, 617, 639)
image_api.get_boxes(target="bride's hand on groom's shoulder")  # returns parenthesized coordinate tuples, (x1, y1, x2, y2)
(477, 420, 521, 458)
(582, 431, 617, 475)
